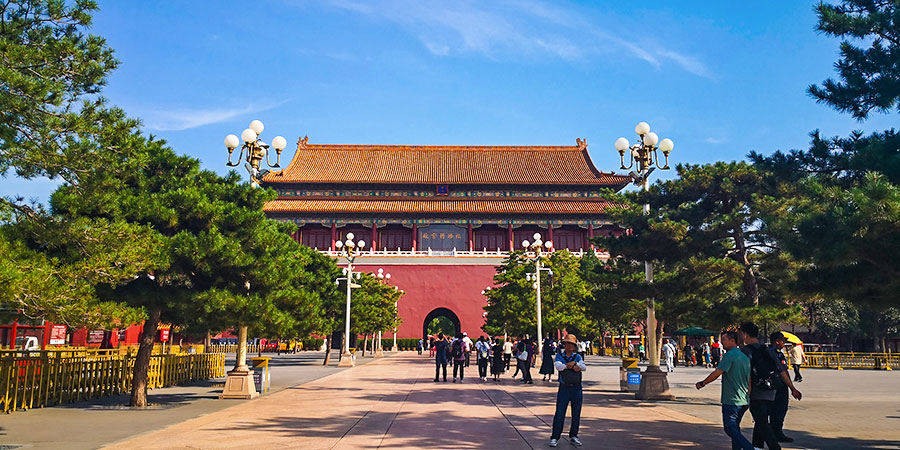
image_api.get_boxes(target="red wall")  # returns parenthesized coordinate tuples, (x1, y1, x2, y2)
(353, 264, 498, 339)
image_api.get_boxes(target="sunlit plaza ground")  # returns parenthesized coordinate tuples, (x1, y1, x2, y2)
(2, 352, 897, 450)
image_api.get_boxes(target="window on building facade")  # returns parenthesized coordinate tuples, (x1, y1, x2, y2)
(301, 227, 331, 250)
(473, 227, 508, 251)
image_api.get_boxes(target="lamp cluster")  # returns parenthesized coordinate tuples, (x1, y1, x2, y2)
(224, 119, 287, 186)
(614, 122, 674, 184)
(334, 232, 366, 256)
(522, 232, 553, 254)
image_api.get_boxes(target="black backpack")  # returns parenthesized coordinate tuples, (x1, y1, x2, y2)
(748, 345, 778, 391)
(451, 340, 463, 358)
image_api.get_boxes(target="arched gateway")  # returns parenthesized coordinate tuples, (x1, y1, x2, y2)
(423, 308, 460, 341)
(261, 141, 628, 338)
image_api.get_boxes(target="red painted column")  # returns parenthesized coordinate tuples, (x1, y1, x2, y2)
(43, 322, 51, 350)
(412, 223, 417, 252)
(330, 223, 337, 251)
(10, 319, 17, 349)
(468, 223, 473, 251)
(507, 223, 513, 251)
(371, 223, 377, 251)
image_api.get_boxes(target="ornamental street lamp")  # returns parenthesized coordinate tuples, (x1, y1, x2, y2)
(374, 268, 392, 358)
(334, 233, 366, 367)
(614, 121, 675, 401)
(224, 119, 290, 186)
(523, 233, 553, 356)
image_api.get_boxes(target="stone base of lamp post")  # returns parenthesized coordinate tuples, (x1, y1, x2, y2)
(338, 351, 355, 367)
(219, 367, 258, 399)
(635, 366, 675, 401)
(391, 345, 398, 352)
(375, 347, 385, 357)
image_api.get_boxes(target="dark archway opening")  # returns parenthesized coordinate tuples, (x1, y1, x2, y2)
(423, 307, 460, 341)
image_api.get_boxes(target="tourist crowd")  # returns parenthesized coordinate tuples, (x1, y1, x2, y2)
(425, 332, 587, 447)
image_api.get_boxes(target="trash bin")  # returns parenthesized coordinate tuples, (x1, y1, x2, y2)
(250, 357, 271, 394)
(619, 358, 640, 391)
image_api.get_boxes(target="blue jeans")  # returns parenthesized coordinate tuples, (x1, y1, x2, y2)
(551, 384, 582, 440)
(722, 404, 754, 450)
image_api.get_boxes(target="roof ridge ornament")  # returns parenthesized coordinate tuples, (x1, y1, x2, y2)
(298, 136, 309, 149)
(576, 138, 588, 150)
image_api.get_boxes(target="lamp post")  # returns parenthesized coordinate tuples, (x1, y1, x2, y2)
(224, 119, 291, 186)
(614, 121, 675, 400)
(335, 233, 366, 367)
(522, 233, 553, 356)
(373, 268, 392, 358)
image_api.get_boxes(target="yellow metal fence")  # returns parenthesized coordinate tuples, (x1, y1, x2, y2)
(0, 350, 225, 413)
(803, 352, 898, 370)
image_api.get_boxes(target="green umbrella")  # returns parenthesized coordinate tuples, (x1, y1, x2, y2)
(672, 327, 716, 337)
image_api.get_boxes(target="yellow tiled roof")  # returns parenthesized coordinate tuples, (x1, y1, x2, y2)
(262, 144, 629, 186)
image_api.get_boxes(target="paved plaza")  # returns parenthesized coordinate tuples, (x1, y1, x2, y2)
(2, 353, 898, 449)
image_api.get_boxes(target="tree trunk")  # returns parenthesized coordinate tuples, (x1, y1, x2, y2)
(130, 307, 161, 407)
(732, 227, 760, 306)
(323, 334, 332, 366)
(204, 331, 211, 352)
(362, 334, 369, 357)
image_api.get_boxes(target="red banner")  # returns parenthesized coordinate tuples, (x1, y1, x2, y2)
(159, 329, 170, 342)
(49, 325, 67, 345)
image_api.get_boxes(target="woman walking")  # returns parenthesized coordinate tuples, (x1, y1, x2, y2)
(491, 338, 505, 382)
(549, 334, 586, 447)
(475, 336, 491, 382)
(540, 338, 557, 381)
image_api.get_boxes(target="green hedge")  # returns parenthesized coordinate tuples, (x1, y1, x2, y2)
(379, 338, 422, 350)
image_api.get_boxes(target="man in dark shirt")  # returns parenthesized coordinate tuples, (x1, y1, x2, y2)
(740, 323, 802, 450)
(769, 332, 794, 443)
(433, 333, 449, 382)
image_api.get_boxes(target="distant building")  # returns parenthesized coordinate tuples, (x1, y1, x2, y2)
(262, 140, 629, 340)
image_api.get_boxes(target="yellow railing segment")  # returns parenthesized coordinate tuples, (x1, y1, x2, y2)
(802, 352, 898, 370)
(0, 350, 224, 413)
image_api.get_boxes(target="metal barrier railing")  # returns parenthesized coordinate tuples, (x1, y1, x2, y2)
(0, 350, 225, 413)
(206, 344, 262, 354)
(803, 352, 897, 370)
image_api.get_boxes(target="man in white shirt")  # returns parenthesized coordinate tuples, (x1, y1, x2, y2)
(502, 339, 514, 371)
(663, 339, 676, 372)
(462, 332, 474, 367)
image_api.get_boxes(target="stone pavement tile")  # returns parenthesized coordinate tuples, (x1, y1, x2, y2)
(106, 354, 746, 450)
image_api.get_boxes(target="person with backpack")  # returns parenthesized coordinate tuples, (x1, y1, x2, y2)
(417, 338, 424, 355)
(433, 333, 449, 382)
(695, 330, 754, 450)
(549, 334, 585, 447)
(512, 337, 524, 379)
(739, 323, 802, 450)
(476, 335, 491, 381)
(451, 333, 468, 383)
(521, 338, 535, 384)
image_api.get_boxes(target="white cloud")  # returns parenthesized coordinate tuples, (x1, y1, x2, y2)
(705, 137, 726, 144)
(140, 101, 289, 132)
(309, 0, 712, 77)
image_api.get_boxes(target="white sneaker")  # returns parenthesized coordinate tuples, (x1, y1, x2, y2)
(569, 437, 582, 446)
(459, 379, 464, 383)
(549, 439, 558, 447)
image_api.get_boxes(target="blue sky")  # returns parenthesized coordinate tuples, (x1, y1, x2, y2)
(4, 0, 897, 201)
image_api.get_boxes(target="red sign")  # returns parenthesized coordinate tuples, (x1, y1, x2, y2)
(159, 329, 170, 342)
(49, 325, 67, 345)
